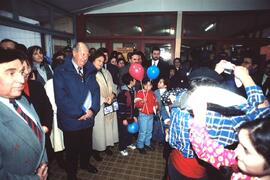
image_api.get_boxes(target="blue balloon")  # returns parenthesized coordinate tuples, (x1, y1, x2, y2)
(147, 65, 160, 80)
(127, 122, 139, 134)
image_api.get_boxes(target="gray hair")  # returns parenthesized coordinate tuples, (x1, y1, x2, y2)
(73, 42, 88, 52)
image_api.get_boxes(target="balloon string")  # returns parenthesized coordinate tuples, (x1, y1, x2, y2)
(140, 80, 149, 114)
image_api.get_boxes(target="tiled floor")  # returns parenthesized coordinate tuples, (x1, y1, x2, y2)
(49, 143, 166, 180)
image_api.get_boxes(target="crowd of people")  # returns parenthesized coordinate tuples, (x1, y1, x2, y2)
(0, 38, 270, 180)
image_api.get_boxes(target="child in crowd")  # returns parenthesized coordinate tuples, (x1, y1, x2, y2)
(154, 78, 172, 179)
(117, 73, 138, 156)
(135, 78, 157, 154)
(153, 78, 170, 145)
(190, 100, 270, 180)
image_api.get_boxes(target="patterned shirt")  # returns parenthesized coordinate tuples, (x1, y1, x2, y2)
(165, 86, 270, 158)
(189, 122, 259, 180)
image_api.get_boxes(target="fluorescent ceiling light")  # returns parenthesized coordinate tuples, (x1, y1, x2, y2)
(205, 23, 216, 32)
(163, 28, 175, 35)
(235, 44, 243, 47)
(181, 45, 190, 48)
(169, 28, 175, 35)
(134, 26, 142, 32)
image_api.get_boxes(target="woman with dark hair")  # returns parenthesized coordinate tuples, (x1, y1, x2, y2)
(51, 50, 65, 70)
(117, 58, 126, 69)
(190, 102, 270, 180)
(27, 45, 53, 85)
(108, 55, 118, 66)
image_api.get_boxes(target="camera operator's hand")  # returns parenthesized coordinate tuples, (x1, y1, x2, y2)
(234, 66, 255, 87)
(215, 60, 235, 74)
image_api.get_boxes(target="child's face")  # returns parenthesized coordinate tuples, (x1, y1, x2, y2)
(130, 79, 136, 87)
(235, 129, 269, 176)
(169, 69, 175, 77)
(158, 79, 167, 89)
(143, 82, 152, 91)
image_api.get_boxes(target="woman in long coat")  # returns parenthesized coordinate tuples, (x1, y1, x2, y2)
(91, 50, 119, 158)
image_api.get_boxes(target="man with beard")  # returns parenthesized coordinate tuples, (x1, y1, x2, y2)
(146, 47, 169, 90)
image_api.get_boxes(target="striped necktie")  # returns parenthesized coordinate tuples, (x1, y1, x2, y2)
(9, 99, 42, 142)
(78, 67, 83, 77)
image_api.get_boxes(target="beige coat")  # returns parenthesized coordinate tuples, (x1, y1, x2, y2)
(92, 68, 119, 151)
(44, 79, 65, 152)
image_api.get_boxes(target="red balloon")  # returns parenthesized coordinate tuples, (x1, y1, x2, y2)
(129, 63, 144, 81)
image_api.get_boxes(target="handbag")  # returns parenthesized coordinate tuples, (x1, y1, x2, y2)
(103, 99, 119, 115)
(50, 114, 65, 152)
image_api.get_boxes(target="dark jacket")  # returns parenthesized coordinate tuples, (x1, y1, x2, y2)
(117, 85, 138, 122)
(53, 58, 100, 131)
(105, 63, 120, 87)
(25, 80, 53, 133)
(33, 62, 53, 86)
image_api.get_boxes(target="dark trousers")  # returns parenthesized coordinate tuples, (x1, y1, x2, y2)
(63, 127, 93, 176)
(45, 133, 54, 162)
(118, 121, 132, 151)
(152, 116, 165, 143)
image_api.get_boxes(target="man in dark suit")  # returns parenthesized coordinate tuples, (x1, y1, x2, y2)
(0, 49, 48, 179)
(146, 47, 170, 90)
(257, 61, 270, 100)
(54, 42, 100, 180)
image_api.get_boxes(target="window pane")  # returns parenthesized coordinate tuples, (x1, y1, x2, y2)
(0, 25, 41, 47)
(113, 42, 137, 50)
(53, 38, 70, 53)
(85, 16, 142, 37)
(182, 12, 268, 38)
(86, 42, 106, 50)
(53, 12, 73, 34)
(111, 16, 142, 36)
(144, 15, 176, 36)
(85, 16, 111, 37)
(182, 15, 217, 37)
(13, 0, 50, 28)
(0, 0, 13, 18)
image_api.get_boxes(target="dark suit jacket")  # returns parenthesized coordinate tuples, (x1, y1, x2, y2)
(257, 73, 270, 99)
(0, 96, 47, 179)
(105, 63, 120, 87)
(25, 80, 53, 133)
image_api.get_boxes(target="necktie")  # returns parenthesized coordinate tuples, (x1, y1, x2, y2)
(78, 67, 84, 82)
(10, 99, 42, 142)
(78, 67, 83, 77)
(263, 77, 269, 97)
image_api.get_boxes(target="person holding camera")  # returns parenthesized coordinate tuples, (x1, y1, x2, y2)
(163, 60, 270, 180)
